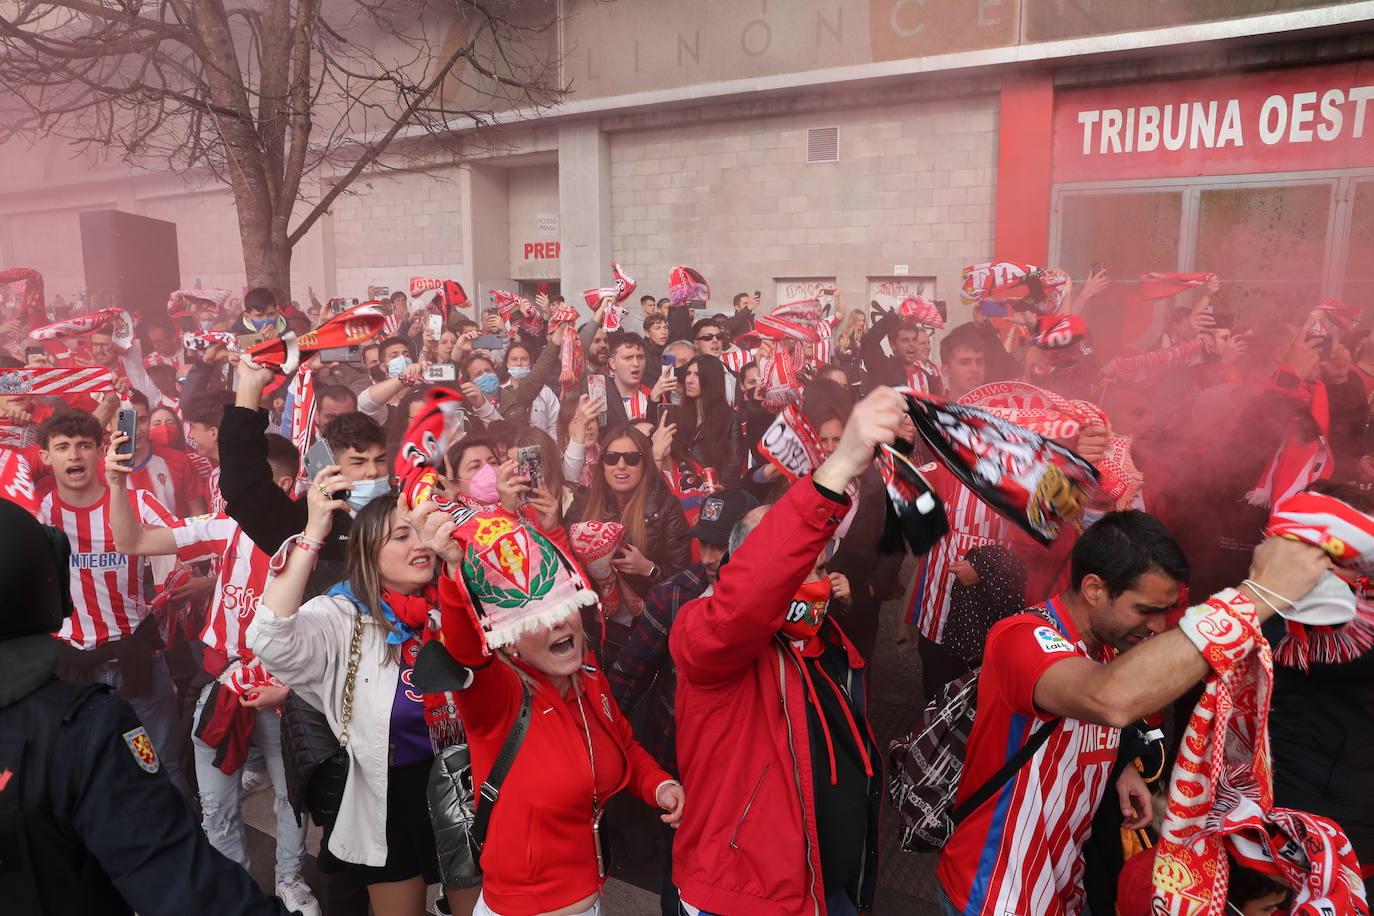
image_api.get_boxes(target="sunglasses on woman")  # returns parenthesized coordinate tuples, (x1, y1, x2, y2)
(601, 450, 644, 467)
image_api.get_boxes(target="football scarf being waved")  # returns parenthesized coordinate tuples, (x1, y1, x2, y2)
(1154, 588, 1369, 916)
(1265, 489, 1374, 668)
(240, 301, 388, 375)
(902, 389, 1098, 545)
(0, 266, 45, 330)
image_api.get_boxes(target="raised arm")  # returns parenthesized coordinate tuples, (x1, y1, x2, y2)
(412, 500, 523, 738)
(1032, 537, 1330, 728)
(671, 388, 905, 685)
(104, 431, 177, 557)
(258, 465, 349, 621)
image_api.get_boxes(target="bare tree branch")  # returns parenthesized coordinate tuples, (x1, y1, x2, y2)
(0, 0, 568, 291)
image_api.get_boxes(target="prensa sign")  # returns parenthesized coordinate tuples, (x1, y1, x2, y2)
(1053, 62, 1374, 182)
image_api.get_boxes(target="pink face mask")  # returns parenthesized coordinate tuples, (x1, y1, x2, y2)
(462, 462, 500, 503)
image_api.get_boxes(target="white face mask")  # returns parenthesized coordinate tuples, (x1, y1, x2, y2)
(1281, 569, 1357, 626)
(346, 475, 391, 513)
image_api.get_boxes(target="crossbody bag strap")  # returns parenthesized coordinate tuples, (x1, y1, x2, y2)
(950, 714, 1062, 826)
(952, 599, 1070, 826)
(471, 682, 533, 848)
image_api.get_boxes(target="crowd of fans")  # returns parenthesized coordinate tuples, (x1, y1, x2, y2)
(3, 265, 1372, 916)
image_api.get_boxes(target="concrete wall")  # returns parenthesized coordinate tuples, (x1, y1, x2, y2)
(507, 164, 560, 282)
(325, 167, 465, 301)
(137, 188, 247, 296)
(606, 94, 999, 320)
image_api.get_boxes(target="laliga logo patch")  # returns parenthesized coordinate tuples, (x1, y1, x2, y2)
(701, 498, 723, 522)
(122, 726, 160, 773)
(1033, 626, 1074, 655)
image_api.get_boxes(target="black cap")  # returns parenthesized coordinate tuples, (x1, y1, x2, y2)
(687, 488, 759, 546)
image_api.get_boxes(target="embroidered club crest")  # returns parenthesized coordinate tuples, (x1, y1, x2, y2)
(122, 726, 160, 773)
(478, 526, 536, 595)
(701, 497, 723, 522)
(462, 520, 561, 609)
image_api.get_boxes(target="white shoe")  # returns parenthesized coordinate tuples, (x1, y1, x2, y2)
(275, 876, 321, 916)
(241, 767, 268, 794)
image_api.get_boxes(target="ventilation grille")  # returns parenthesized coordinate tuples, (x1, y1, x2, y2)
(807, 126, 839, 163)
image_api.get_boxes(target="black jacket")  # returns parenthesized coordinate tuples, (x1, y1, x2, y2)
(0, 642, 289, 916)
(1266, 616, 1374, 866)
(566, 479, 692, 597)
(675, 409, 748, 486)
(216, 405, 349, 593)
(859, 312, 944, 395)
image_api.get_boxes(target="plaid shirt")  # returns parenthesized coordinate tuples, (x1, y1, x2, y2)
(607, 563, 710, 776)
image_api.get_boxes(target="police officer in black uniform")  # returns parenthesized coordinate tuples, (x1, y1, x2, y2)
(0, 497, 292, 915)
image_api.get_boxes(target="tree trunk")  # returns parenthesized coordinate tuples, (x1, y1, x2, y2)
(238, 199, 293, 299)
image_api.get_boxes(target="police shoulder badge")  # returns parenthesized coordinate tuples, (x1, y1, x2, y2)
(122, 726, 160, 773)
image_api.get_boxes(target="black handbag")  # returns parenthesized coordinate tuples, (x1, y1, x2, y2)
(428, 681, 532, 889)
(279, 607, 366, 829)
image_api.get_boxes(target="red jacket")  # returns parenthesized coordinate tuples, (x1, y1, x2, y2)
(438, 559, 672, 916)
(669, 479, 880, 916)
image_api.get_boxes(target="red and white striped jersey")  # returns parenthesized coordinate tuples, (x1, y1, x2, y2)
(619, 386, 651, 420)
(905, 361, 942, 396)
(937, 600, 1119, 916)
(206, 463, 225, 514)
(129, 444, 209, 518)
(813, 314, 840, 366)
(39, 488, 175, 649)
(720, 347, 756, 374)
(904, 462, 1012, 642)
(170, 513, 272, 661)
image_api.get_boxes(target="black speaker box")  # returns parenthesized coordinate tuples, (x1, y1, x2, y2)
(79, 210, 180, 320)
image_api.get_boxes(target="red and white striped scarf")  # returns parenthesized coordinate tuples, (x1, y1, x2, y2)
(1246, 380, 1333, 509)
(1154, 589, 1368, 916)
(290, 367, 317, 487)
(1266, 491, 1374, 668)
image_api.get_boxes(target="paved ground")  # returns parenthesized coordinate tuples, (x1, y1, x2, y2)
(239, 574, 944, 914)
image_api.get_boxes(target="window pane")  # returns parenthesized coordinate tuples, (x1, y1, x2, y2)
(1058, 192, 1182, 280)
(1196, 184, 1330, 323)
(1343, 182, 1374, 315)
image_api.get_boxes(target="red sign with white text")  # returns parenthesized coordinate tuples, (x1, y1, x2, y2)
(1053, 61, 1374, 183)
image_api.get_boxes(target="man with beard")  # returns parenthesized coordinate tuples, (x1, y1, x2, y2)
(608, 488, 759, 916)
(936, 511, 1328, 916)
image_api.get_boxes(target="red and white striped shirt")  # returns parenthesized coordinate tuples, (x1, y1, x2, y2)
(720, 347, 756, 374)
(904, 463, 1012, 642)
(170, 513, 272, 662)
(39, 488, 175, 649)
(619, 386, 650, 420)
(207, 463, 226, 514)
(905, 361, 941, 395)
(938, 600, 1118, 916)
(129, 445, 209, 518)
(813, 314, 840, 366)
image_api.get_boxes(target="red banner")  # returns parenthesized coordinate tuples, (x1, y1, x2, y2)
(1053, 61, 1374, 183)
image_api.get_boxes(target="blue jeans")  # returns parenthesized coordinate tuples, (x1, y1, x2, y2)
(191, 682, 307, 884)
(937, 884, 962, 916)
(94, 652, 189, 797)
